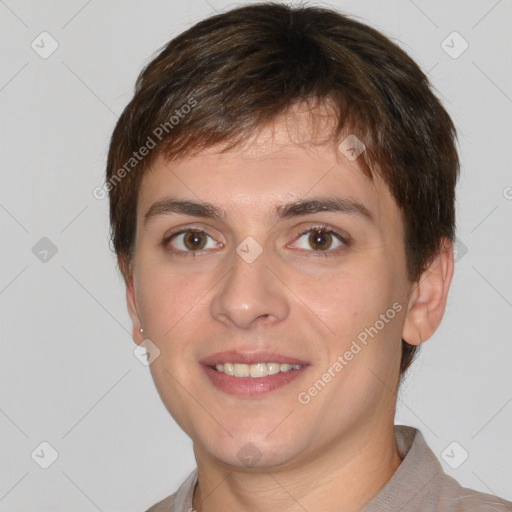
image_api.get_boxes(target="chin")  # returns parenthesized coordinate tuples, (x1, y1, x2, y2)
(197, 427, 307, 471)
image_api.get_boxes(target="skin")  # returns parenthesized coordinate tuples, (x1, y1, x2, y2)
(125, 107, 454, 512)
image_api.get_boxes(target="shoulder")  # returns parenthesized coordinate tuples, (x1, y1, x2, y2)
(368, 426, 512, 512)
(145, 492, 177, 512)
(431, 471, 512, 511)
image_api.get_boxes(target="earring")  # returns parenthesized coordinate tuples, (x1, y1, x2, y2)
(139, 327, 144, 334)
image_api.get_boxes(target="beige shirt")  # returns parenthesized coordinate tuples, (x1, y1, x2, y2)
(146, 425, 512, 511)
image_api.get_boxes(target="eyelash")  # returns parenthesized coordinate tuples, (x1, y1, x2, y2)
(293, 226, 348, 257)
(162, 225, 349, 258)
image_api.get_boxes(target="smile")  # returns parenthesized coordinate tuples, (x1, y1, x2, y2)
(213, 362, 303, 377)
(202, 363, 308, 397)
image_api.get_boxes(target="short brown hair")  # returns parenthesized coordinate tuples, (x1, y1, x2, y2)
(106, 3, 459, 375)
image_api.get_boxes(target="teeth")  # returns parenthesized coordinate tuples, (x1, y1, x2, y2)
(214, 362, 303, 377)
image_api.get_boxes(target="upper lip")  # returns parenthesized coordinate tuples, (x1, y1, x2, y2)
(200, 350, 308, 366)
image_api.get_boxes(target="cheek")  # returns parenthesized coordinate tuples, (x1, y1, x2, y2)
(136, 266, 208, 428)
(135, 262, 202, 342)
(304, 264, 404, 368)
(305, 268, 384, 335)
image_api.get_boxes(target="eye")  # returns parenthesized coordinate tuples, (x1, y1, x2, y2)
(291, 226, 348, 256)
(164, 229, 222, 256)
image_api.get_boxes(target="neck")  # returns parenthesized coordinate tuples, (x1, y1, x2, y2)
(192, 421, 401, 512)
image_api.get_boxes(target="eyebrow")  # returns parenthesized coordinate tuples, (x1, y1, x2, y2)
(144, 195, 374, 226)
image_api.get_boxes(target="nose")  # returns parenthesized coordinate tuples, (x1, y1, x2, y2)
(210, 246, 290, 329)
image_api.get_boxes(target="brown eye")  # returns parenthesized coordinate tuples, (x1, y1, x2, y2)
(291, 226, 347, 256)
(308, 229, 334, 251)
(166, 230, 219, 254)
(182, 231, 207, 250)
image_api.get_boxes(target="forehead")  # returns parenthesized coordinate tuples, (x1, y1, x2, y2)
(137, 109, 401, 234)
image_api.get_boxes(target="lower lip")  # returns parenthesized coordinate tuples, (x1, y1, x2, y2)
(202, 365, 308, 397)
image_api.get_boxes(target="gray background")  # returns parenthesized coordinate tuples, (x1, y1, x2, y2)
(1, 0, 511, 510)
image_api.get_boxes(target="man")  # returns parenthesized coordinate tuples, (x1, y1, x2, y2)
(105, 3, 511, 511)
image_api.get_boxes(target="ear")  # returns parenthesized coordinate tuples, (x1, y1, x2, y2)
(402, 238, 454, 346)
(126, 279, 144, 346)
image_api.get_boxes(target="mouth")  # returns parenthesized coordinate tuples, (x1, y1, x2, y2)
(212, 361, 304, 376)
(200, 351, 309, 397)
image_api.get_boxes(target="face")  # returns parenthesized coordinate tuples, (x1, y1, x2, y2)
(127, 110, 414, 471)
